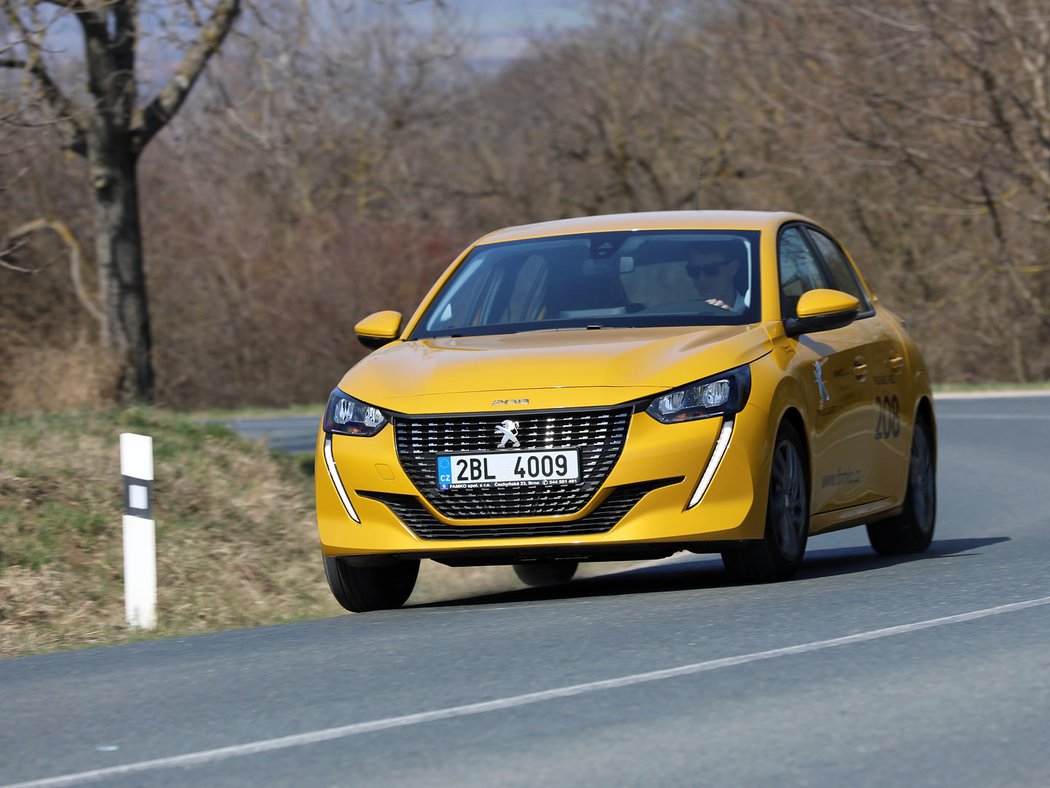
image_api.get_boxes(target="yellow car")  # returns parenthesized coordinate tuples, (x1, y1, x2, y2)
(316, 211, 936, 611)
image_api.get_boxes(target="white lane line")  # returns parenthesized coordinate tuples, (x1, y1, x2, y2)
(8, 595, 1050, 788)
(934, 390, 1050, 400)
(936, 414, 1050, 420)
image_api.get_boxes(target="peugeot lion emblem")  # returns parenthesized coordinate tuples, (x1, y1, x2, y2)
(495, 420, 520, 449)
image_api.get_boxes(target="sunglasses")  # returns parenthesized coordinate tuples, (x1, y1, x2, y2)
(686, 262, 727, 278)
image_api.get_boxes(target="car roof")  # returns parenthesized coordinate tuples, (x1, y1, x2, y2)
(473, 210, 813, 245)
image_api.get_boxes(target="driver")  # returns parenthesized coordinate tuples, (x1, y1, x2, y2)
(686, 242, 747, 312)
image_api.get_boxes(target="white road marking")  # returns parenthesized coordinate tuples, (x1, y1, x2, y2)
(933, 390, 1050, 400)
(8, 595, 1050, 788)
(936, 414, 1050, 420)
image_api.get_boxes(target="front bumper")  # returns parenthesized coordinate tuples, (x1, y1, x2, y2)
(316, 404, 771, 560)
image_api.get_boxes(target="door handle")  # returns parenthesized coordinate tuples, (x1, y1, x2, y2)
(886, 354, 905, 374)
(852, 358, 868, 380)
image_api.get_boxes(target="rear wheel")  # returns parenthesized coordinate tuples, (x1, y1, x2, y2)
(722, 421, 809, 583)
(513, 560, 579, 587)
(867, 416, 936, 555)
(323, 554, 419, 612)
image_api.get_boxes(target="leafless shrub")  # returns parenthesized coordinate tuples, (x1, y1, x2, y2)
(2, 0, 1047, 412)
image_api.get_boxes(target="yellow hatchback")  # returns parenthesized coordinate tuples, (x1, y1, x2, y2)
(316, 211, 936, 611)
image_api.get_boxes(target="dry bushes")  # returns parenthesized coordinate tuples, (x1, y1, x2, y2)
(717, 0, 1050, 383)
(140, 164, 470, 409)
(0, 222, 119, 415)
(3, 0, 1048, 413)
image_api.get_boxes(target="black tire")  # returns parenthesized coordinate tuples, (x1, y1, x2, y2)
(867, 415, 936, 556)
(323, 554, 419, 612)
(721, 421, 809, 583)
(513, 560, 579, 587)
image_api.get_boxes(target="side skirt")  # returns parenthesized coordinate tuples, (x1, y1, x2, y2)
(809, 497, 901, 536)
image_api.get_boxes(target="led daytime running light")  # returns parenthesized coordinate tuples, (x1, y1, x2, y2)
(323, 434, 360, 523)
(687, 419, 734, 509)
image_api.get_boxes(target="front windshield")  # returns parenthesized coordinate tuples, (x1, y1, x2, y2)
(410, 230, 761, 339)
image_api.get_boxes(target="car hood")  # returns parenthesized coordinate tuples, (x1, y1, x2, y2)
(339, 325, 773, 414)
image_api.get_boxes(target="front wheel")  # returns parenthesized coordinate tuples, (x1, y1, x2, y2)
(323, 554, 419, 612)
(513, 560, 578, 587)
(867, 415, 936, 555)
(722, 421, 810, 583)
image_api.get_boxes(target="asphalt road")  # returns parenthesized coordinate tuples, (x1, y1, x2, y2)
(211, 414, 321, 454)
(3, 394, 1050, 787)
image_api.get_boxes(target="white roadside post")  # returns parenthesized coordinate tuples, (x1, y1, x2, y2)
(120, 433, 156, 630)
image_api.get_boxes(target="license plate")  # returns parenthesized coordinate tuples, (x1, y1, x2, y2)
(436, 450, 580, 490)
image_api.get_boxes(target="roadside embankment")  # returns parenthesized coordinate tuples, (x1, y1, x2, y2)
(0, 409, 515, 658)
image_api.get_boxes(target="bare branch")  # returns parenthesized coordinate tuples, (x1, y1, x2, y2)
(0, 235, 34, 271)
(976, 169, 1047, 320)
(1, 1, 88, 155)
(2, 219, 105, 326)
(134, 0, 242, 152)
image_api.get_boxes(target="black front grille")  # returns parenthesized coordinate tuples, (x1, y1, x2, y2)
(362, 479, 679, 540)
(393, 407, 632, 519)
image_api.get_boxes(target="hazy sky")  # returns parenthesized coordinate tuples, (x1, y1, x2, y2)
(11, 0, 589, 84)
(449, 0, 583, 29)
(413, 0, 586, 60)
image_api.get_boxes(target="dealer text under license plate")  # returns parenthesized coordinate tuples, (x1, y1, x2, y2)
(437, 450, 580, 490)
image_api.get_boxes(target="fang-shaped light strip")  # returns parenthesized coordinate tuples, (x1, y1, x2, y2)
(323, 434, 360, 523)
(687, 419, 734, 510)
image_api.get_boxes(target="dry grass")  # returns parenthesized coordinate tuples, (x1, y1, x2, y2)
(1, 336, 120, 416)
(0, 408, 519, 659)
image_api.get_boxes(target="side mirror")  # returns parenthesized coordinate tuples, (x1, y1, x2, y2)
(784, 289, 860, 337)
(354, 310, 403, 349)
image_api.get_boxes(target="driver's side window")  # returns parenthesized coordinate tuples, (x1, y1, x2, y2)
(778, 226, 829, 319)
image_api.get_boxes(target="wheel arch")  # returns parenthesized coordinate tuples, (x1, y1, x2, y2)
(778, 406, 807, 445)
(777, 406, 811, 495)
(751, 356, 812, 524)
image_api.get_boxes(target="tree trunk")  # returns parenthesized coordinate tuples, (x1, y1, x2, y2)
(3, 0, 242, 404)
(90, 143, 154, 402)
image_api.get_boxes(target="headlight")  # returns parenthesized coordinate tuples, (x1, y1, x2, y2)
(323, 389, 388, 436)
(646, 365, 751, 423)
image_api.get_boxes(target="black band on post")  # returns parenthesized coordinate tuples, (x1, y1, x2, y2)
(123, 476, 154, 519)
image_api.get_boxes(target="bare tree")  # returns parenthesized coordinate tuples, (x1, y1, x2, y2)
(117, 1, 474, 407)
(1, 0, 241, 401)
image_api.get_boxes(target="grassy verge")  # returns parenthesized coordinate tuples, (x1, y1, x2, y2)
(0, 409, 517, 659)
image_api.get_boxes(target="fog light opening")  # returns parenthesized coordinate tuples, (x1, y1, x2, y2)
(687, 418, 734, 510)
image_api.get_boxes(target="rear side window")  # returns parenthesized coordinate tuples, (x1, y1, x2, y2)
(806, 228, 872, 311)
(777, 226, 829, 319)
